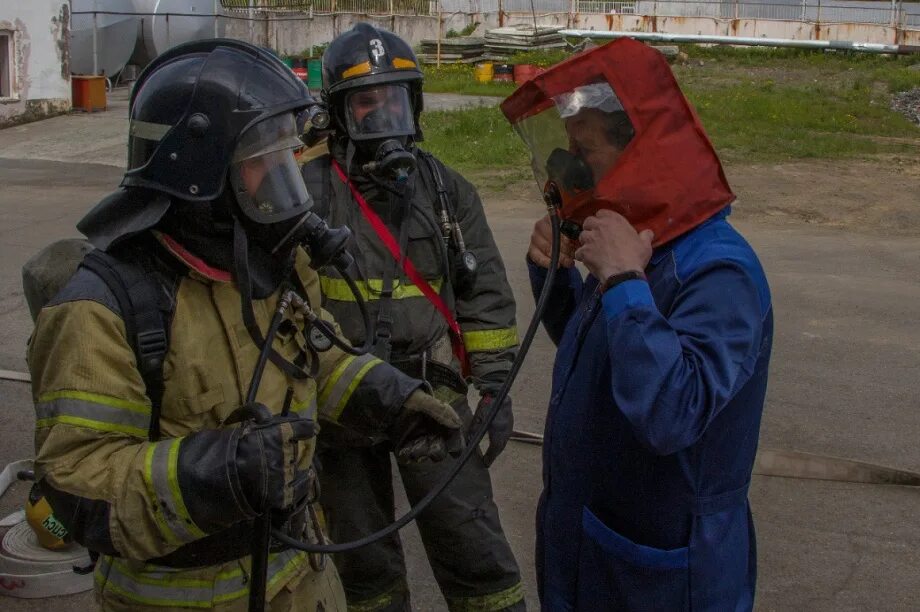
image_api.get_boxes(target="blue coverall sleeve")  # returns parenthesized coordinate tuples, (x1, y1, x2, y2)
(528, 259, 583, 347)
(602, 262, 766, 456)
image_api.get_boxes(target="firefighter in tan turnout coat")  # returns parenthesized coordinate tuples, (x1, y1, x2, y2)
(26, 39, 461, 611)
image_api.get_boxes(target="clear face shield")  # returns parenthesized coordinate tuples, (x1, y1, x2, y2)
(344, 84, 416, 142)
(511, 82, 628, 216)
(229, 113, 313, 225)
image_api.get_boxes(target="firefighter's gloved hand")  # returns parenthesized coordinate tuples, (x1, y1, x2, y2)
(176, 404, 316, 533)
(472, 393, 514, 467)
(389, 389, 463, 464)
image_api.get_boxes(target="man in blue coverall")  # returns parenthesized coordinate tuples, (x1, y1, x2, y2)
(506, 39, 774, 610)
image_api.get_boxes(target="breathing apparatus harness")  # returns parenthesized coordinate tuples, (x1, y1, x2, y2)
(242, 170, 563, 610)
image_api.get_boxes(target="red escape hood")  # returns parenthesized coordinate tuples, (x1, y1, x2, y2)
(500, 37, 735, 247)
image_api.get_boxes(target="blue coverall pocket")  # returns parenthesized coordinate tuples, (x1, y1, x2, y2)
(576, 507, 689, 611)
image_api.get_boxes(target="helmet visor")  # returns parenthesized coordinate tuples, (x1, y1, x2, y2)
(344, 84, 416, 141)
(230, 113, 312, 224)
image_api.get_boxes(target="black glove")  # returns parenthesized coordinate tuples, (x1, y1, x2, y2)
(471, 392, 513, 467)
(176, 403, 315, 533)
(388, 389, 463, 465)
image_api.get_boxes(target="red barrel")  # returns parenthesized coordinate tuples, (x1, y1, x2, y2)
(513, 64, 541, 84)
(493, 64, 513, 82)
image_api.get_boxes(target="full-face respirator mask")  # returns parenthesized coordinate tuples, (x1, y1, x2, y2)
(342, 84, 418, 185)
(229, 110, 351, 269)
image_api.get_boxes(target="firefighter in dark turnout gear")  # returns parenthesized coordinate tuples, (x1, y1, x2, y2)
(303, 23, 525, 612)
(26, 39, 462, 611)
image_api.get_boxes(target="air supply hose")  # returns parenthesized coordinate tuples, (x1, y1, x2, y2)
(270, 207, 562, 554)
(245, 204, 560, 611)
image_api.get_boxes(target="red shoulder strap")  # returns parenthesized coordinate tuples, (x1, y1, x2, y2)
(331, 160, 470, 377)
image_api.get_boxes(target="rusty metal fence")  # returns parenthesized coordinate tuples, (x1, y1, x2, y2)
(219, 0, 919, 27)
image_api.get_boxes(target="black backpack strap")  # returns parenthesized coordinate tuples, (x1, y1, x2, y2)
(81, 250, 172, 441)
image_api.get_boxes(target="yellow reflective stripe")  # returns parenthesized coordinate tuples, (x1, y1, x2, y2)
(291, 396, 317, 419)
(142, 440, 206, 546)
(343, 61, 371, 78)
(96, 551, 308, 607)
(392, 57, 417, 69)
(166, 440, 207, 540)
(462, 327, 520, 352)
(318, 354, 384, 422)
(96, 566, 213, 608)
(320, 275, 443, 302)
(318, 355, 356, 409)
(212, 550, 306, 603)
(334, 358, 382, 420)
(38, 389, 149, 413)
(445, 582, 525, 612)
(143, 444, 182, 547)
(35, 390, 151, 436)
(34, 415, 147, 438)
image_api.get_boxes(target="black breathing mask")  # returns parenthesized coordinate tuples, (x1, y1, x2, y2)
(546, 148, 595, 193)
(360, 138, 417, 186)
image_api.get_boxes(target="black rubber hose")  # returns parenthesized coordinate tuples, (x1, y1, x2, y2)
(246, 295, 291, 612)
(272, 212, 562, 553)
(306, 263, 374, 356)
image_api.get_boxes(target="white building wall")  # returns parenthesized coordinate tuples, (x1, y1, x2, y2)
(0, 1, 71, 128)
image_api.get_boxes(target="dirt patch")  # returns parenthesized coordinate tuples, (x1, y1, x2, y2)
(476, 157, 920, 236)
(726, 157, 920, 235)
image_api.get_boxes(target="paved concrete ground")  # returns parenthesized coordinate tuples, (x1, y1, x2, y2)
(0, 90, 918, 611)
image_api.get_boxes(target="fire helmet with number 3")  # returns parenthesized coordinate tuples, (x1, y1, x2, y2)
(321, 22, 424, 144)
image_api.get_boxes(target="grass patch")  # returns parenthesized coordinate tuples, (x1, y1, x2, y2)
(423, 63, 517, 96)
(420, 45, 920, 170)
(420, 106, 530, 173)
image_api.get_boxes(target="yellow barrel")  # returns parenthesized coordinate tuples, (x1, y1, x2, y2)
(474, 62, 494, 83)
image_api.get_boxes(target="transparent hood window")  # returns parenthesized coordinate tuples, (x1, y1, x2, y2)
(513, 80, 630, 196)
(344, 84, 415, 141)
(230, 113, 312, 224)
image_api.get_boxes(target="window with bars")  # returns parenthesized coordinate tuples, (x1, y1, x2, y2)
(0, 31, 12, 99)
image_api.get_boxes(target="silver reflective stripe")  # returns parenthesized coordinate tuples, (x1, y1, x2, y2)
(130, 120, 172, 141)
(96, 550, 307, 607)
(35, 396, 149, 437)
(319, 353, 382, 418)
(148, 440, 201, 544)
(213, 550, 304, 601)
(97, 556, 214, 608)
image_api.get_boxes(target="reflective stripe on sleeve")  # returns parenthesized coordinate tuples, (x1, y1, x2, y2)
(317, 353, 384, 421)
(462, 327, 520, 352)
(35, 390, 150, 438)
(320, 275, 443, 302)
(143, 439, 207, 546)
(291, 396, 318, 420)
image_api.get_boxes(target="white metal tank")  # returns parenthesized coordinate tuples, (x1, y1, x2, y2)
(132, 0, 226, 66)
(70, 0, 142, 76)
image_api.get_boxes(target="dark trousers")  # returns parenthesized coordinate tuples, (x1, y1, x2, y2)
(318, 401, 524, 612)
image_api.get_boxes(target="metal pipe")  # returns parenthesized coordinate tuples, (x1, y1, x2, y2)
(559, 29, 920, 54)
(92, 10, 99, 75)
